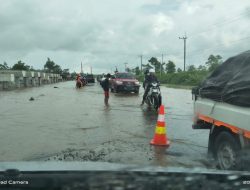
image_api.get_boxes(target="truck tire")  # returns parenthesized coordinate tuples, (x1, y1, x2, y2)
(214, 131, 240, 170)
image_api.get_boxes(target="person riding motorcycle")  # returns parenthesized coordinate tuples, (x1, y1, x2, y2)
(141, 68, 159, 105)
(80, 75, 87, 86)
(76, 73, 83, 87)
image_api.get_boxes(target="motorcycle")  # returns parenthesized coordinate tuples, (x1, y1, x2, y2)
(80, 76, 87, 86)
(145, 82, 162, 110)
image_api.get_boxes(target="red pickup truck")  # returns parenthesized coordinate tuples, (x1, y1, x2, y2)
(110, 72, 140, 93)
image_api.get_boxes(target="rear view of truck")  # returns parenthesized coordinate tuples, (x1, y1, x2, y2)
(192, 50, 250, 170)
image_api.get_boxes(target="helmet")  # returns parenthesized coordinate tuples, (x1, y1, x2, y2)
(149, 68, 155, 73)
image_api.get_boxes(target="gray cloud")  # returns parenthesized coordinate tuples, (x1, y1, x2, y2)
(0, 0, 250, 72)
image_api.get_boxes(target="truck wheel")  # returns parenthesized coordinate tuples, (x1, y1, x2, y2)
(215, 131, 240, 170)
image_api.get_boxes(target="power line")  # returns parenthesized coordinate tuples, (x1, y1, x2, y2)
(139, 54, 143, 75)
(187, 35, 250, 57)
(189, 10, 250, 38)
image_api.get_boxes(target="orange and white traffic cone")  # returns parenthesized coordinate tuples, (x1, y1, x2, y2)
(150, 105, 170, 147)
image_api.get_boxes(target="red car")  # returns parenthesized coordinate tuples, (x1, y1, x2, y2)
(110, 72, 140, 93)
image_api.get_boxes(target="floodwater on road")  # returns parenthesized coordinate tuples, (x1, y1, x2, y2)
(0, 81, 210, 169)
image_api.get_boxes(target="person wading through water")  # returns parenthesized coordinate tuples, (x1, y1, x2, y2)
(101, 73, 111, 106)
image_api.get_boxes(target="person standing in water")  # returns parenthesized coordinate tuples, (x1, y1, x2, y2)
(101, 73, 111, 106)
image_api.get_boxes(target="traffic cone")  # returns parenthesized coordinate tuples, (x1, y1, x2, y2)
(150, 105, 170, 147)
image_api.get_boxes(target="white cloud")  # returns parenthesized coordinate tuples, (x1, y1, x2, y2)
(152, 13, 174, 35)
(0, 0, 250, 72)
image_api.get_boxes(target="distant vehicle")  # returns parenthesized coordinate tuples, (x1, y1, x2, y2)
(85, 74, 95, 83)
(110, 72, 140, 93)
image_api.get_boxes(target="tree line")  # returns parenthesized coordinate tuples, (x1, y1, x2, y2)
(0, 58, 71, 80)
(130, 54, 223, 86)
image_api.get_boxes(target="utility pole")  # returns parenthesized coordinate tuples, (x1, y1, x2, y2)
(124, 63, 128, 72)
(179, 35, 187, 71)
(160, 53, 163, 76)
(81, 62, 83, 73)
(139, 55, 143, 75)
(90, 66, 92, 74)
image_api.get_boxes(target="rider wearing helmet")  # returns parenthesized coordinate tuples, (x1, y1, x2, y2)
(141, 68, 159, 105)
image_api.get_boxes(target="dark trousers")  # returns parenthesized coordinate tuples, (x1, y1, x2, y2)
(143, 86, 150, 101)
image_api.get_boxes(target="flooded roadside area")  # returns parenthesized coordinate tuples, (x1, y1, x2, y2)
(0, 81, 210, 169)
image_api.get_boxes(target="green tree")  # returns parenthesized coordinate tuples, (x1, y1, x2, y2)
(205, 55, 223, 72)
(0, 62, 9, 70)
(177, 68, 182, 73)
(148, 57, 161, 73)
(53, 64, 62, 74)
(30, 66, 36, 71)
(12, 60, 30, 70)
(165, 60, 176, 73)
(125, 67, 131, 72)
(44, 58, 56, 72)
(134, 66, 140, 75)
(71, 72, 77, 80)
(197, 65, 207, 71)
(44, 58, 62, 74)
(62, 69, 70, 80)
(187, 65, 196, 72)
(160, 62, 166, 74)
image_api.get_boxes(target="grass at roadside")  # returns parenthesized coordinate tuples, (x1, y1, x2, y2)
(162, 83, 195, 90)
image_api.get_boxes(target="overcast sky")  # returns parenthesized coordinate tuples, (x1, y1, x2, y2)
(1, 0, 250, 73)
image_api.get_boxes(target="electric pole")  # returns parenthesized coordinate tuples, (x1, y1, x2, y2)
(124, 63, 128, 72)
(139, 55, 143, 75)
(161, 53, 163, 76)
(179, 35, 187, 71)
(81, 62, 83, 73)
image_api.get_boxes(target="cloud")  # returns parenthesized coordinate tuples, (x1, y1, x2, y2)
(151, 13, 174, 35)
(0, 0, 250, 72)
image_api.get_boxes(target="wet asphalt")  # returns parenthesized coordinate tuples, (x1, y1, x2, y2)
(0, 81, 211, 169)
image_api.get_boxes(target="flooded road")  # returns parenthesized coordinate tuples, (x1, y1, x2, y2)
(0, 81, 210, 168)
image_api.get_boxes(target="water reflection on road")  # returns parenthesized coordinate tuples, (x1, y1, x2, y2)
(0, 81, 210, 169)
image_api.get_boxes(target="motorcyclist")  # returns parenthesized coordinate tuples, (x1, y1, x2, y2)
(141, 68, 159, 105)
(80, 75, 87, 86)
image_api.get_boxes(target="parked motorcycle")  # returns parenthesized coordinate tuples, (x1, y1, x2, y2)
(145, 82, 162, 110)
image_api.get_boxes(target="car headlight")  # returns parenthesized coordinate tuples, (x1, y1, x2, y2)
(116, 81, 123, 85)
(135, 81, 140, 85)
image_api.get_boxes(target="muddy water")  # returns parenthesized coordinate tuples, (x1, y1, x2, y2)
(0, 81, 210, 169)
